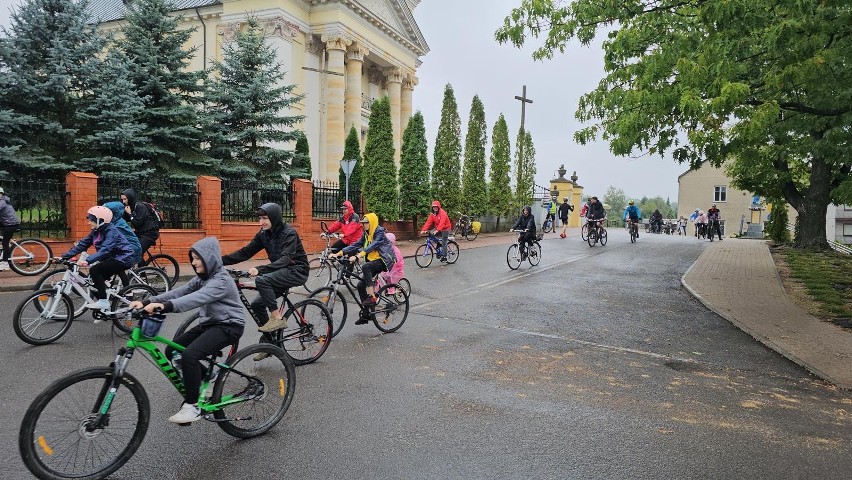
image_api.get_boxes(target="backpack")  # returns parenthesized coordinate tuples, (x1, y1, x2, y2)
(142, 202, 164, 229)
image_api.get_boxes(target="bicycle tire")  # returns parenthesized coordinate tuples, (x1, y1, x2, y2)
(274, 298, 332, 366)
(303, 258, 332, 293)
(506, 244, 521, 270)
(144, 253, 179, 287)
(528, 243, 541, 266)
(588, 230, 597, 247)
(35, 268, 88, 319)
(395, 277, 411, 303)
(581, 223, 590, 241)
(465, 227, 478, 241)
(373, 283, 408, 333)
(9, 238, 53, 276)
(19, 367, 150, 480)
(600, 229, 608, 246)
(173, 312, 202, 340)
(110, 284, 157, 334)
(445, 240, 460, 264)
(14, 289, 74, 346)
(307, 286, 348, 338)
(414, 244, 433, 268)
(133, 266, 170, 294)
(211, 343, 295, 439)
(630, 225, 636, 243)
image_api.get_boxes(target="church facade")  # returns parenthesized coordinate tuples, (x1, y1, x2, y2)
(89, 0, 429, 181)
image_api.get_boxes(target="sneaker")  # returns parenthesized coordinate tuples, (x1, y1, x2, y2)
(560, 233, 566, 238)
(439, 256, 447, 263)
(258, 311, 287, 333)
(84, 299, 110, 311)
(355, 313, 370, 325)
(168, 403, 201, 423)
(253, 351, 271, 361)
(0, 262, 9, 271)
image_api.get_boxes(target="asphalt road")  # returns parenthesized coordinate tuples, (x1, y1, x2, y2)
(2, 230, 852, 479)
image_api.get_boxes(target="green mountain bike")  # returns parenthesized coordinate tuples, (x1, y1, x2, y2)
(19, 310, 295, 480)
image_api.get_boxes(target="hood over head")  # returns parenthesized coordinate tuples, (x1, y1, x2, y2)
(341, 200, 354, 219)
(122, 188, 137, 207)
(431, 200, 441, 209)
(522, 205, 531, 215)
(362, 212, 379, 236)
(189, 237, 223, 280)
(103, 201, 125, 224)
(258, 202, 284, 230)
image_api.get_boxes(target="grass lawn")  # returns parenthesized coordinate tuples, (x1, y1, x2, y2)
(772, 246, 852, 321)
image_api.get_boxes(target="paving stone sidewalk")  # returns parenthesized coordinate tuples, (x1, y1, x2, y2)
(681, 238, 852, 389)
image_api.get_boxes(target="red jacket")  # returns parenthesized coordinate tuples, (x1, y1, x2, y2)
(421, 200, 452, 232)
(327, 200, 363, 245)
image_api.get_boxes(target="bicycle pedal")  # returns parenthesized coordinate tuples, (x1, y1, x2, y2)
(176, 422, 193, 427)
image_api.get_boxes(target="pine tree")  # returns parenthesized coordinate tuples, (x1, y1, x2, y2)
(514, 128, 536, 210)
(362, 97, 398, 221)
(339, 126, 363, 200)
(118, 0, 210, 178)
(488, 114, 513, 225)
(431, 84, 462, 215)
(461, 95, 488, 217)
(291, 133, 311, 180)
(398, 111, 431, 226)
(204, 16, 305, 183)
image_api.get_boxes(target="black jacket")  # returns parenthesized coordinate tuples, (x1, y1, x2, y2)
(557, 202, 573, 218)
(222, 203, 308, 274)
(588, 201, 606, 220)
(512, 214, 537, 234)
(122, 188, 159, 237)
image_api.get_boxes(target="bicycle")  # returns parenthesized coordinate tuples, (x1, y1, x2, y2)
(173, 268, 332, 366)
(308, 256, 409, 337)
(302, 221, 344, 293)
(696, 222, 708, 239)
(507, 230, 542, 270)
(19, 309, 295, 480)
(415, 230, 459, 268)
(587, 220, 608, 247)
(453, 213, 479, 241)
(13, 259, 159, 345)
(0, 232, 52, 275)
(541, 215, 555, 233)
(138, 245, 180, 287)
(626, 218, 639, 243)
(580, 222, 591, 241)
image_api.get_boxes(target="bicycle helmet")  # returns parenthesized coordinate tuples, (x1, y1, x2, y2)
(385, 232, 397, 244)
(86, 205, 113, 228)
(628, 200, 634, 205)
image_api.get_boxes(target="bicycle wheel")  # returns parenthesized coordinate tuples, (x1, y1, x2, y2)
(211, 343, 295, 438)
(600, 229, 608, 246)
(395, 277, 411, 303)
(145, 253, 179, 287)
(528, 243, 541, 266)
(173, 312, 201, 340)
(506, 244, 521, 270)
(19, 367, 150, 480)
(274, 298, 332, 366)
(133, 266, 170, 294)
(445, 240, 460, 264)
(14, 289, 74, 345)
(414, 244, 433, 268)
(35, 268, 88, 319)
(581, 223, 590, 241)
(588, 229, 597, 247)
(110, 284, 157, 334)
(373, 283, 409, 333)
(9, 238, 53, 276)
(303, 258, 332, 293)
(465, 227, 479, 241)
(630, 225, 636, 243)
(308, 286, 348, 338)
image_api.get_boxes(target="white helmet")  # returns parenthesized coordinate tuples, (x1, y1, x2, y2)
(87, 205, 113, 228)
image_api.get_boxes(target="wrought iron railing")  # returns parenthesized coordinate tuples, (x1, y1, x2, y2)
(221, 180, 294, 223)
(98, 176, 200, 229)
(312, 180, 361, 219)
(0, 177, 68, 238)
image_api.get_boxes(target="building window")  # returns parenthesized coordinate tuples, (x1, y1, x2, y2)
(714, 186, 727, 203)
(844, 224, 852, 236)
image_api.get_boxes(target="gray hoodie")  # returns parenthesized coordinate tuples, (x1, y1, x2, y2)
(0, 193, 21, 227)
(148, 237, 245, 327)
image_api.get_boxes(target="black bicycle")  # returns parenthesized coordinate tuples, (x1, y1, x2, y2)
(626, 219, 639, 243)
(507, 230, 542, 270)
(453, 213, 479, 241)
(139, 245, 180, 287)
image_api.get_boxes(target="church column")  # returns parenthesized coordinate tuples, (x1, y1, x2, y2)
(321, 34, 351, 181)
(401, 74, 417, 135)
(384, 67, 403, 164)
(345, 43, 369, 143)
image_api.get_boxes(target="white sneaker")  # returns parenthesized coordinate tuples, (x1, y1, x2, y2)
(84, 299, 111, 311)
(168, 403, 201, 423)
(0, 262, 9, 271)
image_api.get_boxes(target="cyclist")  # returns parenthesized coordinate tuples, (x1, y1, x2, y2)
(678, 216, 688, 235)
(695, 210, 708, 238)
(380, 232, 405, 293)
(324, 199, 363, 253)
(104, 201, 142, 266)
(545, 200, 557, 230)
(622, 200, 642, 237)
(689, 208, 700, 237)
(558, 197, 574, 238)
(419, 200, 452, 262)
(510, 205, 536, 261)
(0, 186, 22, 271)
(222, 203, 309, 336)
(707, 204, 723, 241)
(586, 196, 606, 237)
(60, 206, 136, 313)
(337, 213, 396, 323)
(650, 209, 663, 233)
(129, 237, 244, 424)
(121, 188, 160, 254)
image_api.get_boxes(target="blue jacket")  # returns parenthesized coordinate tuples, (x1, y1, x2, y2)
(623, 205, 641, 221)
(62, 222, 136, 268)
(105, 201, 142, 265)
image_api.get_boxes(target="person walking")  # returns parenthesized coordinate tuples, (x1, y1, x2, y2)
(0, 186, 22, 271)
(678, 216, 688, 236)
(558, 197, 574, 238)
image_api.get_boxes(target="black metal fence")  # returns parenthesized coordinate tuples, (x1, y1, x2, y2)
(312, 180, 362, 219)
(98, 176, 201, 229)
(0, 177, 68, 238)
(221, 180, 294, 223)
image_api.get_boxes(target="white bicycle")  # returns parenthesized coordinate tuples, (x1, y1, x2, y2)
(0, 232, 52, 275)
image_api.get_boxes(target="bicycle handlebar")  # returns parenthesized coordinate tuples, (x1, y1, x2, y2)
(226, 268, 252, 278)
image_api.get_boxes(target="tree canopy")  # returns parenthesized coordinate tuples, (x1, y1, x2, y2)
(362, 97, 398, 221)
(488, 114, 513, 221)
(461, 95, 488, 216)
(399, 111, 431, 223)
(431, 84, 463, 215)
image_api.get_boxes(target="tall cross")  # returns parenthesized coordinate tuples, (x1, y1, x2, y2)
(514, 85, 533, 133)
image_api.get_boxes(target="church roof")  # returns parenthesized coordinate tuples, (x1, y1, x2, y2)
(86, 0, 221, 24)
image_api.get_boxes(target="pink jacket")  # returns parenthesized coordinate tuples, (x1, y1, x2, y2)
(381, 245, 405, 285)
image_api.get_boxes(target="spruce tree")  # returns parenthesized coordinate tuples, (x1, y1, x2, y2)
(398, 111, 431, 227)
(488, 114, 513, 226)
(431, 84, 462, 215)
(362, 97, 398, 221)
(205, 16, 305, 183)
(339, 126, 363, 199)
(291, 133, 311, 180)
(461, 95, 488, 217)
(514, 128, 536, 210)
(118, 0, 210, 178)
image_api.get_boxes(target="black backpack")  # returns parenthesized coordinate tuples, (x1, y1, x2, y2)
(142, 202, 164, 229)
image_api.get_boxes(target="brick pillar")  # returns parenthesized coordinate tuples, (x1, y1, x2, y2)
(197, 176, 222, 238)
(65, 172, 99, 241)
(291, 179, 323, 252)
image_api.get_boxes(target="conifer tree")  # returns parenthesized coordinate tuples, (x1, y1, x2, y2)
(204, 16, 304, 183)
(431, 84, 462, 214)
(461, 95, 488, 216)
(117, 0, 210, 178)
(398, 111, 431, 227)
(291, 133, 311, 180)
(514, 128, 536, 210)
(339, 126, 363, 199)
(488, 114, 513, 226)
(362, 97, 398, 221)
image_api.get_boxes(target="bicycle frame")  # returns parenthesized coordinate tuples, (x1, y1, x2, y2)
(421, 235, 443, 257)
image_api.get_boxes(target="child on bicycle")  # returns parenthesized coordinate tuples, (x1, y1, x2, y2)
(380, 232, 405, 293)
(419, 200, 452, 262)
(130, 237, 244, 424)
(60, 206, 136, 313)
(324, 200, 363, 253)
(336, 213, 396, 324)
(511, 205, 536, 260)
(0, 186, 22, 271)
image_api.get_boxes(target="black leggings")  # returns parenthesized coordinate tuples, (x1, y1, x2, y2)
(357, 259, 388, 300)
(90, 259, 130, 299)
(167, 323, 243, 404)
(329, 239, 347, 254)
(2, 224, 21, 262)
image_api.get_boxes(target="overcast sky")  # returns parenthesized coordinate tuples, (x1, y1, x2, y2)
(0, 0, 686, 200)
